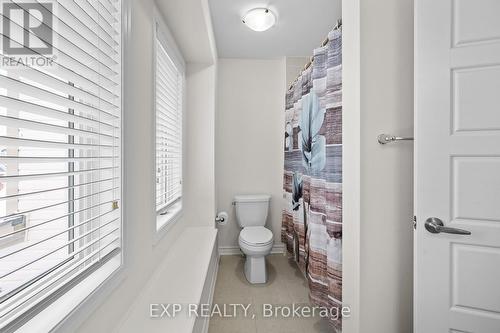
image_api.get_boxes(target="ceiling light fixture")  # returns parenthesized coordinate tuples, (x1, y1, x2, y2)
(242, 8, 276, 32)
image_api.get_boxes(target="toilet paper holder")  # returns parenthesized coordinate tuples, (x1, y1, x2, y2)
(215, 211, 228, 225)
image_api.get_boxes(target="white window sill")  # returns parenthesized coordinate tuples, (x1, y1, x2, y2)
(114, 227, 217, 332)
(154, 201, 182, 245)
(16, 256, 122, 333)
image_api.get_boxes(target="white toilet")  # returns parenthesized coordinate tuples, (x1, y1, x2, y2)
(234, 194, 273, 284)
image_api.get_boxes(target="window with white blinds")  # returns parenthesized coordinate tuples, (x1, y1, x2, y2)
(155, 26, 183, 227)
(0, 0, 121, 330)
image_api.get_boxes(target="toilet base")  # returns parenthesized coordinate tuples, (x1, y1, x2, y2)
(244, 255, 267, 284)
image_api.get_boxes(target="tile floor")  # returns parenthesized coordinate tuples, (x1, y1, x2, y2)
(208, 254, 333, 333)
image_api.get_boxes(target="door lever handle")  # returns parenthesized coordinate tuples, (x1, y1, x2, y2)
(424, 217, 471, 235)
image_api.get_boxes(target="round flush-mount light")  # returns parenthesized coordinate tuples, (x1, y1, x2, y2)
(242, 8, 276, 32)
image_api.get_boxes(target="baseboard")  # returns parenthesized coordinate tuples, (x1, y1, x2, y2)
(218, 243, 285, 256)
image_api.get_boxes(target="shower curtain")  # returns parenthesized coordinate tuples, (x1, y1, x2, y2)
(282, 27, 342, 331)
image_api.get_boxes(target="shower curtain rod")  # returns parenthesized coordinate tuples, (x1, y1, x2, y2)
(288, 19, 342, 91)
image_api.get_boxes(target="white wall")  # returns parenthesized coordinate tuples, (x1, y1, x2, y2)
(184, 63, 217, 226)
(58, 0, 218, 331)
(359, 0, 414, 331)
(285, 57, 309, 87)
(215, 58, 286, 250)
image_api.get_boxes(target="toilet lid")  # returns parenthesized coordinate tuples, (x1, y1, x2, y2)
(240, 227, 273, 245)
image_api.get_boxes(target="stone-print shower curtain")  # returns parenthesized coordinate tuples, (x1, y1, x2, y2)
(282, 27, 342, 331)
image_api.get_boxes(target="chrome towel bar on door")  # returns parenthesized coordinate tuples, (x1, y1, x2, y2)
(377, 133, 414, 144)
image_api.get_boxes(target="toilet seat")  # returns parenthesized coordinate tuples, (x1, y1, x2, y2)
(239, 226, 273, 246)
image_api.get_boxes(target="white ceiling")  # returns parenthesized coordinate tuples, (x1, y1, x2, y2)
(208, 0, 341, 58)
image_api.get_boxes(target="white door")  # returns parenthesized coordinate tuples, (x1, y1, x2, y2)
(415, 0, 500, 332)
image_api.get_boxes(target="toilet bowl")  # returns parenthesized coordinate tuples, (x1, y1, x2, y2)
(234, 194, 273, 284)
(239, 226, 273, 284)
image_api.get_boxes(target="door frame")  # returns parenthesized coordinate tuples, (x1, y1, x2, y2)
(342, 0, 362, 332)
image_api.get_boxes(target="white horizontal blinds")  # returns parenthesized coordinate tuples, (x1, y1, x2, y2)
(0, 0, 121, 328)
(155, 32, 182, 213)
(0, 0, 119, 102)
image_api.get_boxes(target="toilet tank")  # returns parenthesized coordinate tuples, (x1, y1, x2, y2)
(234, 194, 271, 228)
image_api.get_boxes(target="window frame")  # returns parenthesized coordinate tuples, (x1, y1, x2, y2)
(152, 10, 186, 238)
(0, 1, 129, 331)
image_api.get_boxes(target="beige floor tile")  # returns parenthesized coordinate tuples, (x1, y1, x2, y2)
(269, 255, 308, 284)
(208, 316, 257, 333)
(284, 278, 310, 303)
(211, 254, 334, 333)
(301, 316, 336, 333)
(265, 257, 294, 285)
(213, 282, 254, 304)
(213, 257, 254, 303)
(255, 317, 307, 333)
(216, 255, 248, 284)
(250, 281, 294, 306)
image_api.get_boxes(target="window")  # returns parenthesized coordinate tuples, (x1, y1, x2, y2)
(0, 0, 121, 330)
(154, 22, 183, 231)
